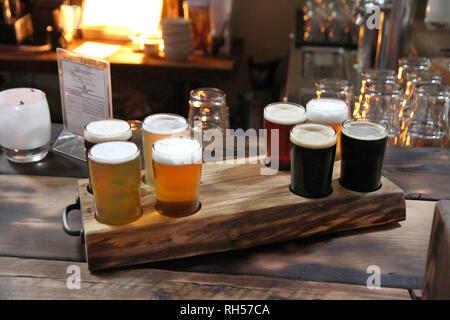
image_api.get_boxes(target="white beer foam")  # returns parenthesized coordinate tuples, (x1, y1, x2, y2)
(306, 98, 349, 124)
(152, 137, 202, 166)
(342, 121, 388, 141)
(89, 141, 139, 164)
(143, 113, 187, 135)
(290, 124, 337, 149)
(264, 103, 306, 125)
(84, 120, 131, 143)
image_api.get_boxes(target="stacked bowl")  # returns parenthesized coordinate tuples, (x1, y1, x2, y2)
(160, 18, 193, 61)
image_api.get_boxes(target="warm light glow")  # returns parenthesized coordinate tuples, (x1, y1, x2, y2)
(73, 42, 121, 58)
(82, 0, 163, 38)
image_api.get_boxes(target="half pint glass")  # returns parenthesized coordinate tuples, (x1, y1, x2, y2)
(339, 120, 388, 192)
(89, 141, 142, 225)
(290, 123, 337, 198)
(84, 119, 132, 193)
(264, 102, 306, 170)
(152, 137, 202, 217)
(142, 113, 188, 185)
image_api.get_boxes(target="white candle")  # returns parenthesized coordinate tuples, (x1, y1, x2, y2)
(0, 88, 51, 150)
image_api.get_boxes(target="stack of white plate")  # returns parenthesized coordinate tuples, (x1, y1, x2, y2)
(161, 18, 193, 61)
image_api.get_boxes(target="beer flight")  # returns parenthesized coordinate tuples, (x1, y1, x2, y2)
(84, 91, 388, 226)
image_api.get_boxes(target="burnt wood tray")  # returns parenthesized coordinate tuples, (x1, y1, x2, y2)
(76, 161, 406, 271)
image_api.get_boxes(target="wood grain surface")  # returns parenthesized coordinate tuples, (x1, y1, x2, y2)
(0, 173, 434, 289)
(422, 201, 450, 299)
(382, 147, 450, 200)
(0, 256, 410, 300)
(80, 161, 405, 271)
(0, 174, 85, 261)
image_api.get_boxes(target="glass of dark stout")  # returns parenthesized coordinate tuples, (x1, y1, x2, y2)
(289, 123, 337, 198)
(339, 120, 388, 192)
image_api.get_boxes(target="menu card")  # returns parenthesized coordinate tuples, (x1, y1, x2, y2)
(53, 48, 113, 161)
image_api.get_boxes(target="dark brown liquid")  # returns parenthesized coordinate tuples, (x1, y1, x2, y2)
(290, 142, 336, 198)
(339, 132, 387, 192)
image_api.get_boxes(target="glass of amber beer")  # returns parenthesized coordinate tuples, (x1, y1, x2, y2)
(84, 119, 132, 193)
(264, 102, 306, 170)
(339, 120, 388, 192)
(88, 141, 142, 225)
(142, 113, 188, 186)
(290, 123, 337, 198)
(152, 136, 202, 217)
(306, 98, 348, 160)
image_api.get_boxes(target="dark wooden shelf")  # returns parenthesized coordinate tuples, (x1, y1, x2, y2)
(0, 39, 241, 81)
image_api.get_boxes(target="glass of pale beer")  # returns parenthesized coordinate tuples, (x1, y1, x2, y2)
(84, 119, 132, 193)
(88, 141, 142, 225)
(142, 113, 188, 186)
(306, 98, 348, 160)
(152, 136, 202, 217)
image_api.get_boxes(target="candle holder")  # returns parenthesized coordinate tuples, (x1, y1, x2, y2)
(0, 88, 51, 163)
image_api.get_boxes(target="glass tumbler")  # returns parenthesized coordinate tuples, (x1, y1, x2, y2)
(400, 70, 442, 120)
(183, 0, 211, 54)
(408, 84, 449, 140)
(188, 87, 228, 149)
(360, 81, 402, 137)
(397, 57, 431, 86)
(0, 88, 51, 163)
(353, 69, 396, 119)
(315, 78, 354, 114)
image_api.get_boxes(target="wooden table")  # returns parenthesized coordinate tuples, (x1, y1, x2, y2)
(0, 124, 449, 299)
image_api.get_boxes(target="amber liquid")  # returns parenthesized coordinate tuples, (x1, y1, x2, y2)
(264, 119, 297, 170)
(84, 137, 132, 193)
(89, 156, 142, 225)
(153, 160, 202, 217)
(142, 129, 186, 186)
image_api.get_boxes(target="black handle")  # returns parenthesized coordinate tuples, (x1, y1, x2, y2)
(62, 196, 84, 243)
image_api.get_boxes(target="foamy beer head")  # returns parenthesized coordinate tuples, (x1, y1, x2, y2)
(89, 140, 140, 164)
(88, 141, 141, 225)
(152, 137, 202, 217)
(290, 123, 337, 149)
(341, 120, 388, 141)
(152, 136, 202, 166)
(143, 113, 187, 135)
(264, 102, 306, 125)
(290, 123, 337, 198)
(306, 98, 348, 125)
(84, 119, 132, 144)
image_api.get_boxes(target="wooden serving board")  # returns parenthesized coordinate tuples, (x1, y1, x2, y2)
(79, 161, 406, 271)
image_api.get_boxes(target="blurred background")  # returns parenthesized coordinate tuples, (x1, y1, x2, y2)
(0, 0, 449, 147)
